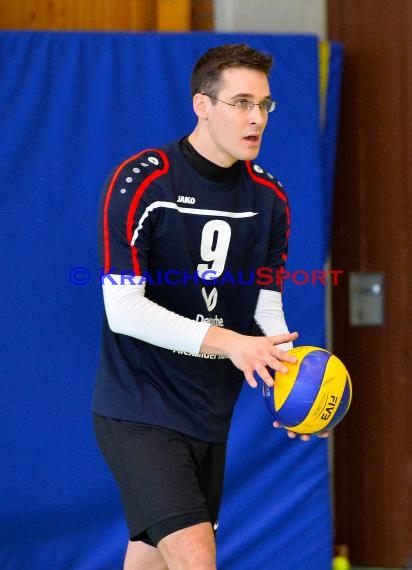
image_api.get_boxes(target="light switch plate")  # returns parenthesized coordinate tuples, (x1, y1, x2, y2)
(349, 272, 385, 326)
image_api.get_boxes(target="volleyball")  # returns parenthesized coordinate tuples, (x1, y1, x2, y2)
(263, 346, 352, 434)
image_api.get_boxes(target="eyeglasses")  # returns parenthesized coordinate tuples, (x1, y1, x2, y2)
(202, 93, 276, 113)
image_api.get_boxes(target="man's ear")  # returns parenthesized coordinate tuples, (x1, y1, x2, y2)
(192, 93, 209, 119)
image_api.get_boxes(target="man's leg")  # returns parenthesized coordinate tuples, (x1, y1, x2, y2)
(94, 416, 221, 570)
(123, 540, 168, 570)
(157, 522, 216, 570)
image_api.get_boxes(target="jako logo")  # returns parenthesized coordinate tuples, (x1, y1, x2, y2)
(177, 195, 196, 204)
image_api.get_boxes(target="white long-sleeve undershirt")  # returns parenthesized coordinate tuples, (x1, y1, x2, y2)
(102, 275, 292, 354)
(254, 289, 293, 350)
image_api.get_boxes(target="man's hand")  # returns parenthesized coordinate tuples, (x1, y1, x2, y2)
(225, 332, 299, 388)
(273, 421, 330, 442)
(200, 327, 299, 387)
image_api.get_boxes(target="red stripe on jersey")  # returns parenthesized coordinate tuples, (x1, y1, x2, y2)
(245, 160, 290, 227)
(246, 161, 290, 291)
(126, 150, 170, 275)
(103, 149, 170, 274)
(246, 160, 289, 216)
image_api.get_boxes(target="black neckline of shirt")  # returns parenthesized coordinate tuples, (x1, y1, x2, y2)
(179, 136, 241, 183)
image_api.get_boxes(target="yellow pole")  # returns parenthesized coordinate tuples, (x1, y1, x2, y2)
(156, 0, 191, 31)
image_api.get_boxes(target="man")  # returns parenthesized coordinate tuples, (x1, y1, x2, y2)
(93, 43, 300, 570)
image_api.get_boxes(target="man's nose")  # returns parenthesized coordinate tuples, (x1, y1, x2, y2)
(249, 105, 266, 124)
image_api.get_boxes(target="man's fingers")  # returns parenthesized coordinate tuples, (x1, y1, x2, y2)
(317, 431, 330, 438)
(268, 359, 289, 374)
(273, 422, 315, 442)
(244, 370, 258, 388)
(274, 350, 298, 364)
(242, 333, 301, 388)
(269, 331, 299, 345)
(275, 425, 300, 440)
(254, 366, 274, 387)
(269, 344, 298, 364)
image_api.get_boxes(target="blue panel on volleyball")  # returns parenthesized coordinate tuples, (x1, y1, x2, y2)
(327, 379, 352, 429)
(0, 32, 341, 570)
(273, 350, 331, 425)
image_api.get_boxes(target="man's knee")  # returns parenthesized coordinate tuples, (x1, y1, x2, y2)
(157, 522, 216, 570)
(123, 540, 168, 570)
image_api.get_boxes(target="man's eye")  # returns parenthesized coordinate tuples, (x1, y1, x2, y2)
(235, 100, 250, 108)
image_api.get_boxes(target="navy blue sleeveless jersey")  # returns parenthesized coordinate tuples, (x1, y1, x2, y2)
(93, 139, 290, 442)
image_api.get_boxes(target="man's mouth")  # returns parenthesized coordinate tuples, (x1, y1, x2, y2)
(244, 135, 259, 143)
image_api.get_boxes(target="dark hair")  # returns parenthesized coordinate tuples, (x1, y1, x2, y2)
(190, 43, 273, 98)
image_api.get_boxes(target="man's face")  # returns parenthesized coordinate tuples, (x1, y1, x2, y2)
(203, 67, 271, 166)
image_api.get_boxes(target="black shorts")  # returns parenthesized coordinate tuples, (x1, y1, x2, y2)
(93, 413, 227, 546)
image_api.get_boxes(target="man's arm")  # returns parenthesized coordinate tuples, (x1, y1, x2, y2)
(102, 276, 209, 354)
(254, 289, 293, 350)
(102, 276, 298, 387)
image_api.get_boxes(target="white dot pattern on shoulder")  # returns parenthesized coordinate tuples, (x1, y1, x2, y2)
(120, 188, 127, 194)
(148, 156, 159, 165)
(126, 176, 133, 183)
(253, 164, 263, 174)
(132, 167, 140, 174)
